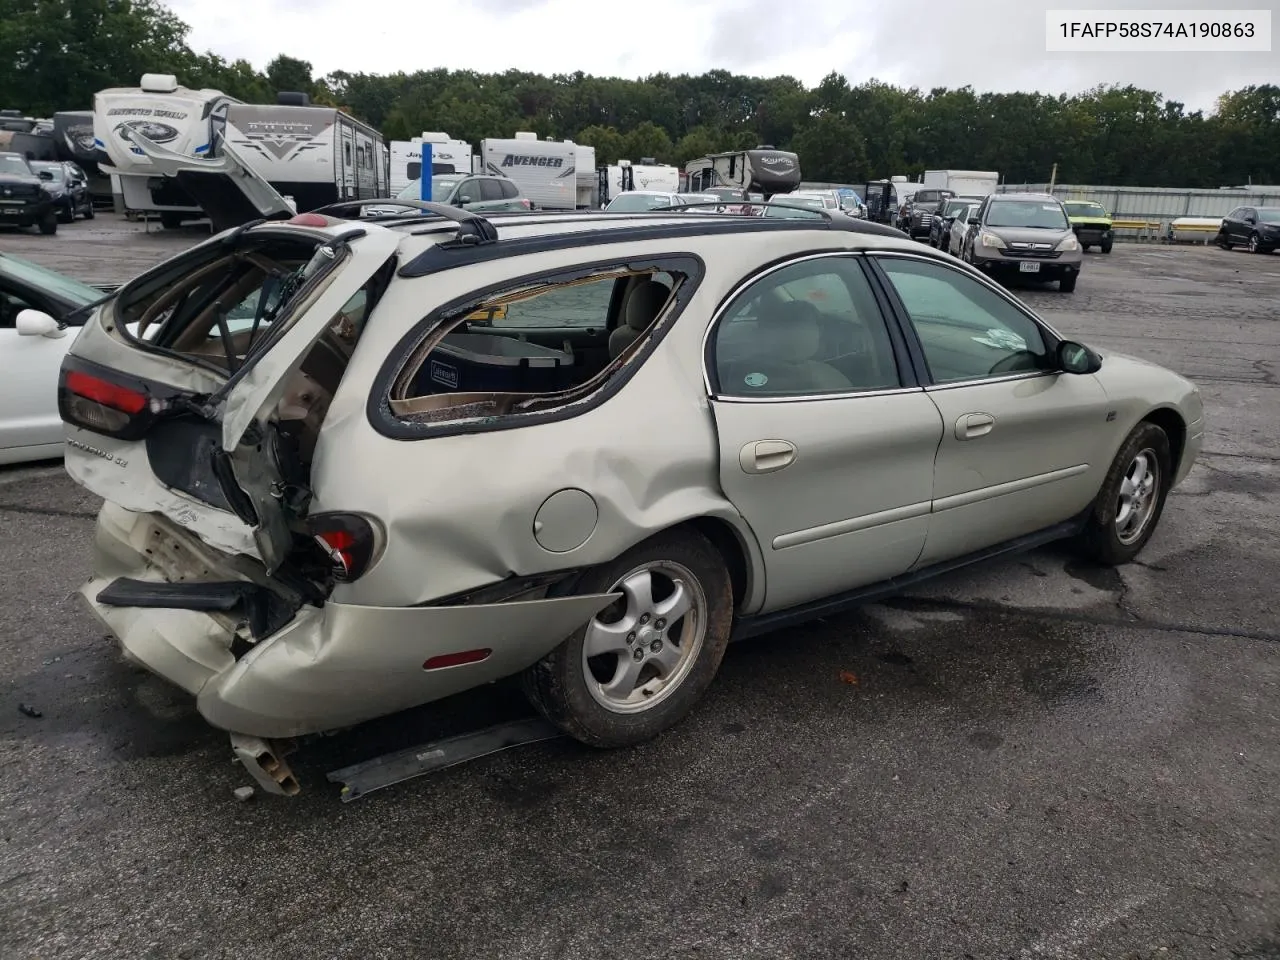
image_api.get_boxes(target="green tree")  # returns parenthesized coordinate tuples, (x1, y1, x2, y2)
(622, 121, 673, 163)
(791, 114, 868, 182)
(575, 125, 627, 165)
(265, 54, 315, 99)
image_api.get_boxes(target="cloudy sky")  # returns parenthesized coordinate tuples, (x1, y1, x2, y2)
(168, 0, 1278, 111)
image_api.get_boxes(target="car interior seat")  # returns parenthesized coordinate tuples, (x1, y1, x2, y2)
(607, 279, 671, 359)
(721, 299, 854, 394)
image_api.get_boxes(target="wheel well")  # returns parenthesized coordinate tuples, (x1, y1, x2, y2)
(1142, 407, 1186, 470)
(684, 516, 750, 609)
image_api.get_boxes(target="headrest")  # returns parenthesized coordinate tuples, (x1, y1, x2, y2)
(625, 280, 671, 331)
(756, 298, 822, 362)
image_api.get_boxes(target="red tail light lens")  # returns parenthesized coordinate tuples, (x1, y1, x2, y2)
(59, 365, 156, 439)
(308, 513, 381, 582)
(520, 199, 532, 209)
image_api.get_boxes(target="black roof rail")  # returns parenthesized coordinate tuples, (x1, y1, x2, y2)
(654, 201, 910, 237)
(655, 199, 835, 221)
(309, 198, 498, 246)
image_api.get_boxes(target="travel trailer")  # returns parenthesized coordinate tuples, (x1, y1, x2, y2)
(121, 92, 389, 231)
(389, 133, 474, 195)
(567, 141, 597, 209)
(684, 147, 801, 198)
(598, 160, 681, 206)
(51, 110, 110, 200)
(93, 73, 242, 227)
(922, 169, 999, 198)
(0, 110, 57, 163)
(478, 133, 577, 210)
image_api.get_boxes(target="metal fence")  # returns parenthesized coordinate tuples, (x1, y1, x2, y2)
(997, 182, 1280, 219)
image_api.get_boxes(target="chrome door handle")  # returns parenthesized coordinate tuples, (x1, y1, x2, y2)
(955, 413, 995, 440)
(739, 439, 797, 475)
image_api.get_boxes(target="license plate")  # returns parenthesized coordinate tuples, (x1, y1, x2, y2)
(0, 208, 24, 216)
(1019, 260, 1040, 273)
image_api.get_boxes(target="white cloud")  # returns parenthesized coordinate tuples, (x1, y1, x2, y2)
(167, 0, 1279, 111)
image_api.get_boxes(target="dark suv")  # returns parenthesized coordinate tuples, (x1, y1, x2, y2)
(0, 151, 58, 234)
(903, 188, 955, 239)
(1217, 206, 1280, 254)
(31, 160, 93, 222)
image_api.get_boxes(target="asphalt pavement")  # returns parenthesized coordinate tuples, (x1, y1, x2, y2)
(1, 218, 1278, 960)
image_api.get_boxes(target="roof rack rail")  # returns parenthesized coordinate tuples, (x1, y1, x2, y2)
(655, 201, 908, 237)
(656, 200, 835, 220)
(309, 198, 499, 245)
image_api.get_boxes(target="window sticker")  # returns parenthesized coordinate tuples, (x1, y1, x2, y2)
(744, 372, 769, 387)
(971, 329, 1028, 352)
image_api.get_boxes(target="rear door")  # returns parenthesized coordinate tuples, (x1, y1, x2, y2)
(870, 253, 1110, 567)
(0, 284, 76, 453)
(706, 253, 943, 613)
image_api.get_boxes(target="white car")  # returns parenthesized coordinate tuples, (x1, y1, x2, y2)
(603, 191, 686, 212)
(948, 201, 981, 258)
(0, 253, 110, 464)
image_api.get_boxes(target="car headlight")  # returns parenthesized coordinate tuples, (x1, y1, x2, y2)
(1056, 235, 1080, 251)
(979, 231, 1006, 249)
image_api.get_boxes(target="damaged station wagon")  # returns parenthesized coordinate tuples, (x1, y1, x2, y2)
(60, 201, 1204, 795)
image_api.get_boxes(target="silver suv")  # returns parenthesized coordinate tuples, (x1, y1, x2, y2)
(58, 199, 1201, 794)
(960, 192, 1083, 292)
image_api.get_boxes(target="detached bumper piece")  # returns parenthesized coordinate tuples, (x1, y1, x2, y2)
(96, 577, 297, 640)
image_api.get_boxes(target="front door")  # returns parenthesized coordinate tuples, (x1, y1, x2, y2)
(871, 254, 1111, 567)
(707, 253, 944, 613)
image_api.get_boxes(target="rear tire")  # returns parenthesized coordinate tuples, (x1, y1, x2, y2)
(522, 528, 733, 748)
(1075, 422, 1172, 566)
(1059, 273, 1077, 292)
(38, 211, 57, 235)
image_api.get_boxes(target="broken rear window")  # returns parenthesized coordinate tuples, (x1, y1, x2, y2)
(378, 259, 700, 433)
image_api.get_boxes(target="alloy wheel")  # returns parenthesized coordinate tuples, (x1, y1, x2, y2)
(1115, 448, 1161, 545)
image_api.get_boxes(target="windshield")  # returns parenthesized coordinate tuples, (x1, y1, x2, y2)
(986, 200, 1069, 229)
(606, 193, 675, 212)
(1256, 208, 1280, 223)
(397, 176, 464, 202)
(763, 203, 825, 219)
(775, 196, 825, 209)
(1064, 201, 1107, 217)
(31, 162, 63, 182)
(0, 253, 103, 305)
(0, 154, 32, 176)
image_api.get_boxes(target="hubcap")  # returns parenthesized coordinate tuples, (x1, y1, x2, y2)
(1115, 448, 1160, 545)
(1250, 235, 1259, 252)
(581, 561, 706, 714)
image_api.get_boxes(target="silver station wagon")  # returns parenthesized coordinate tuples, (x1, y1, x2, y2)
(58, 201, 1203, 794)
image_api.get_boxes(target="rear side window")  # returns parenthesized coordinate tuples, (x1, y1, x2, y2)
(500, 180, 519, 199)
(376, 258, 700, 435)
(479, 179, 504, 202)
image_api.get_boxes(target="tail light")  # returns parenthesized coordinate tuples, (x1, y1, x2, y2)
(519, 198, 532, 210)
(58, 364, 159, 440)
(308, 513, 382, 582)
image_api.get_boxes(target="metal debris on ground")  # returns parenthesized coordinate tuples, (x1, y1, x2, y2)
(18, 703, 42, 718)
(233, 786, 255, 802)
(326, 716, 565, 803)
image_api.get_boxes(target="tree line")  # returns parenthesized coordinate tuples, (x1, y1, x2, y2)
(2, 0, 1278, 187)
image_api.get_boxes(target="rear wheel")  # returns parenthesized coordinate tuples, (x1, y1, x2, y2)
(38, 211, 57, 235)
(1075, 422, 1172, 566)
(522, 528, 733, 748)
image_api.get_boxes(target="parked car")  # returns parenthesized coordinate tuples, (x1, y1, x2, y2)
(1063, 200, 1113, 253)
(959, 192, 1082, 292)
(0, 151, 59, 235)
(371, 174, 532, 216)
(760, 195, 828, 218)
(903, 188, 957, 240)
(605, 190, 686, 212)
(947, 201, 981, 258)
(791, 190, 841, 210)
(929, 197, 978, 249)
(1, 252, 111, 464)
(58, 203, 1201, 795)
(30, 160, 94, 222)
(1216, 205, 1280, 254)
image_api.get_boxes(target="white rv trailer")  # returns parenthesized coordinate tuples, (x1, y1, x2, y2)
(389, 132, 474, 195)
(478, 133, 577, 210)
(121, 92, 389, 231)
(566, 141, 597, 209)
(922, 169, 999, 197)
(598, 161, 681, 206)
(684, 146, 801, 199)
(92, 73, 241, 227)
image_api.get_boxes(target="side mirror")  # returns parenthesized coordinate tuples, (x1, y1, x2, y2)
(967, 216, 980, 225)
(1245, 216, 1256, 224)
(16, 309, 66, 339)
(457, 195, 473, 205)
(1057, 340, 1101, 374)
(37, 170, 53, 181)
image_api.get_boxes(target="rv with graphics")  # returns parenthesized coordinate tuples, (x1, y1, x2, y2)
(389, 133, 474, 196)
(93, 73, 241, 228)
(51, 111, 110, 201)
(598, 160, 681, 206)
(684, 147, 801, 198)
(121, 92, 389, 232)
(478, 133, 578, 210)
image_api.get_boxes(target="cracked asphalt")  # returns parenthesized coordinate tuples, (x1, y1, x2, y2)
(2, 220, 1278, 960)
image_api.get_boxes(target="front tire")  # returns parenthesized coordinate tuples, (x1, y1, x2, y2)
(1059, 273, 1077, 292)
(38, 211, 57, 235)
(1249, 232, 1264, 254)
(83, 204, 95, 220)
(1075, 422, 1172, 566)
(1218, 231, 1232, 250)
(1100, 240, 1113, 254)
(522, 528, 733, 748)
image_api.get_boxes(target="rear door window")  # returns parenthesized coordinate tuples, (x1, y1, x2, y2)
(480, 179, 504, 202)
(500, 180, 519, 199)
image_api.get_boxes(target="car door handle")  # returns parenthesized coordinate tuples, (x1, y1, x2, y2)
(955, 413, 995, 440)
(739, 439, 797, 475)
